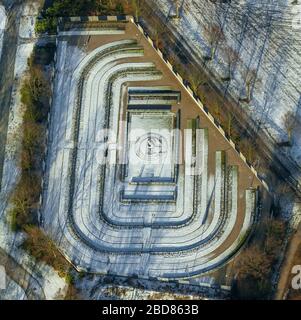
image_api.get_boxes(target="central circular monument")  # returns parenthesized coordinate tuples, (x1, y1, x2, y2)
(135, 133, 168, 162)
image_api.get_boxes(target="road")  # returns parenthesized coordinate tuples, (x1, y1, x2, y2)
(141, 0, 301, 199)
(0, 1, 24, 190)
(275, 225, 301, 300)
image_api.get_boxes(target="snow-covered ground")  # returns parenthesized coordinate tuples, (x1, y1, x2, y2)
(91, 285, 203, 300)
(42, 24, 259, 280)
(0, 277, 28, 300)
(0, 5, 7, 60)
(14, 43, 35, 77)
(152, 0, 301, 165)
(77, 273, 226, 300)
(19, 1, 39, 39)
(0, 2, 67, 300)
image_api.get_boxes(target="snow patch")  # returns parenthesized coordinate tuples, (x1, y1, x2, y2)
(19, 2, 40, 39)
(0, 277, 27, 300)
(14, 43, 34, 78)
(152, 0, 301, 166)
(0, 3, 67, 299)
(0, 5, 7, 60)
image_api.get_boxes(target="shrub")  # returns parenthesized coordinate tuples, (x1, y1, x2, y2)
(65, 273, 75, 285)
(115, 3, 124, 14)
(36, 0, 134, 34)
(9, 173, 41, 230)
(9, 48, 51, 232)
(232, 218, 286, 299)
(23, 226, 71, 277)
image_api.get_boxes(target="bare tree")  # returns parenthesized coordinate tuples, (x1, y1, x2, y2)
(241, 68, 261, 103)
(131, 0, 140, 21)
(152, 19, 165, 49)
(24, 225, 60, 260)
(9, 173, 41, 228)
(169, 0, 180, 19)
(240, 137, 256, 164)
(26, 65, 50, 101)
(174, 0, 180, 18)
(234, 245, 272, 281)
(203, 23, 225, 60)
(187, 69, 207, 94)
(222, 45, 240, 81)
(283, 111, 296, 144)
(213, 103, 221, 119)
(22, 121, 43, 156)
(107, 0, 114, 8)
(226, 111, 235, 137)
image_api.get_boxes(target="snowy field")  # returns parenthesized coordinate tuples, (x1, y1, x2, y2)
(0, 2, 67, 300)
(91, 285, 203, 300)
(0, 5, 7, 60)
(0, 277, 27, 300)
(152, 0, 301, 164)
(42, 22, 260, 280)
(77, 272, 228, 299)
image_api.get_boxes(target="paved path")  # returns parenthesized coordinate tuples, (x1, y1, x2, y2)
(275, 224, 301, 300)
(0, 247, 46, 300)
(0, 1, 23, 190)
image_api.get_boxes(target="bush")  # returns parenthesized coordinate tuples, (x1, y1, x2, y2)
(35, 17, 57, 34)
(65, 273, 75, 285)
(265, 219, 286, 257)
(231, 276, 271, 300)
(33, 44, 56, 65)
(23, 226, 72, 277)
(8, 55, 51, 231)
(115, 3, 124, 14)
(232, 218, 286, 299)
(8, 207, 19, 232)
(9, 43, 74, 288)
(36, 0, 134, 34)
(9, 173, 41, 230)
(64, 285, 82, 300)
(235, 246, 272, 281)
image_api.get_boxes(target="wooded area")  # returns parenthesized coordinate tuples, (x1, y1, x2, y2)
(36, 0, 136, 33)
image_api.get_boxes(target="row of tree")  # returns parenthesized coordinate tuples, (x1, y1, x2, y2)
(232, 218, 286, 299)
(9, 54, 50, 230)
(36, 0, 137, 33)
(202, 21, 297, 144)
(8, 47, 79, 297)
(146, 1, 297, 151)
